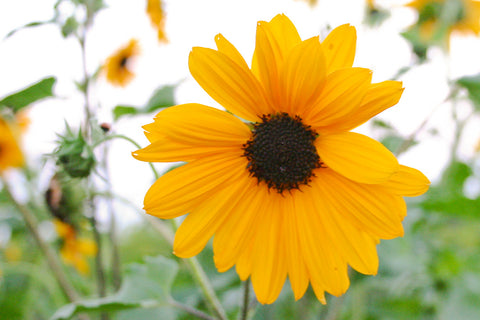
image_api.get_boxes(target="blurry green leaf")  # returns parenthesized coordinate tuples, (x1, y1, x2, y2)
(61, 16, 78, 37)
(438, 161, 472, 194)
(365, 6, 390, 27)
(0, 77, 56, 112)
(113, 84, 178, 120)
(5, 21, 53, 38)
(50, 256, 178, 320)
(112, 106, 138, 120)
(420, 196, 480, 218)
(0, 273, 31, 320)
(401, 29, 429, 61)
(145, 84, 176, 113)
(419, 161, 478, 217)
(457, 73, 480, 110)
(381, 134, 414, 153)
(372, 119, 393, 129)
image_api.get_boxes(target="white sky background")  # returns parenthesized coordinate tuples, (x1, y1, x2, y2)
(1, 0, 480, 227)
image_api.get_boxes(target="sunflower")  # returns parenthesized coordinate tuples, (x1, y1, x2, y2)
(54, 219, 97, 275)
(103, 39, 139, 87)
(0, 117, 24, 171)
(406, 0, 480, 44)
(146, 0, 168, 43)
(133, 14, 430, 304)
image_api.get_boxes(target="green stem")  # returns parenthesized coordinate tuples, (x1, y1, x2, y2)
(101, 142, 122, 290)
(169, 220, 228, 320)
(94, 134, 159, 179)
(239, 279, 251, 320)
(169, 299, 218, 320)
(0, 175, 80, 302)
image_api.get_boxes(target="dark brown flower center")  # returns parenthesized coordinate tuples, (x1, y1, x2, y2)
(242, 113, 321, 194)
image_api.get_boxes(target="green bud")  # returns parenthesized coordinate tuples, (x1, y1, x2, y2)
(54, 125, 96, 178)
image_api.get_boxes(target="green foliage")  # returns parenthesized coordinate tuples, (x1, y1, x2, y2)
(50, 255, 179, 320)
(0, 77, 56, 112)
(456, 73, 480, 110)
(420, 161, 480, 218)
(113, 83, 178, 120)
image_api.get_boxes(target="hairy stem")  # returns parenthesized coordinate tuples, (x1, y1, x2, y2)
(169, 219, 228, 320)
(239, 279, 251, 320)
(0, 175, 79, 302)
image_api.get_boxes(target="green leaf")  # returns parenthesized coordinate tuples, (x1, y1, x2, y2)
(0, 77, 56, 112)
(419, 161, 478, 217)
(113, 105, 138, 120)
(112, 84, 178, 120)
(5, 21, 52, 39)
(50, 256, 178, 320)
(144, 84, 176, 113)
(61, 16, 79, 38)
(457, 73, 480, 110)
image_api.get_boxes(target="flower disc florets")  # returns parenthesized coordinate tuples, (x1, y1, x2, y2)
(243, 113, 321, 193)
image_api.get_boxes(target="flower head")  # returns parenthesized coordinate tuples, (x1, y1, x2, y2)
(0, 117, 24, 171)
(146, 0, 168, 43)
(103, 39, 139, 87)
(133, 14, 430, 304)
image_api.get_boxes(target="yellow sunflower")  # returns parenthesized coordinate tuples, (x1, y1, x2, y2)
(146, 0, 168, 43)
(133, 14, 430, 304)
(0, 117, 24, 171)
(103, 39, 139, 87)
(54, 219, 97, 275)
(407, 0, 480, 40)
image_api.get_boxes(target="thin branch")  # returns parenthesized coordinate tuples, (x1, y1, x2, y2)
(169, 299, 218, 320)
(395, 88, 458, 157)
(0, 175, 79, 302)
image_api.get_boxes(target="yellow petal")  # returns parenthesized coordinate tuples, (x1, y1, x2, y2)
(133, 137, 241, 163)
(321, 24, 356, 74)
(320, 201, 379, 275)
(320, 80, 404, 134)
(311, 281, 327, 304)
(213, 179, 266, 272)
(312, 168, 405, 239)
(132, 104, 250, 162)
(236, 239, 254, 281)
(282, 195, 310, 300)
(304, 68, 372, 129)
(294, 188, 350, 296)
(280, 37, 327, 116)
(251, 192, 288, 304)
(143, 154, 247, 219)
(382, 164, 430, 197)
(215, 33, 250, 71)
(189, 47, 273, 121)
(173, 166, 251, 258)
(316, 132, 399, 184)
(252, 14, 302, 107)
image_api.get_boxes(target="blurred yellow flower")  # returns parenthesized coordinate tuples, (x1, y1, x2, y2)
(407, 0, 480, 41)
(4, 243, 22, 263)
(103, 39, 139, 87)
(54, 219, 97, 275)
(146, 0, 168, 43)
(0, 117, 24, 171)
(134, 14, 430, 304)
